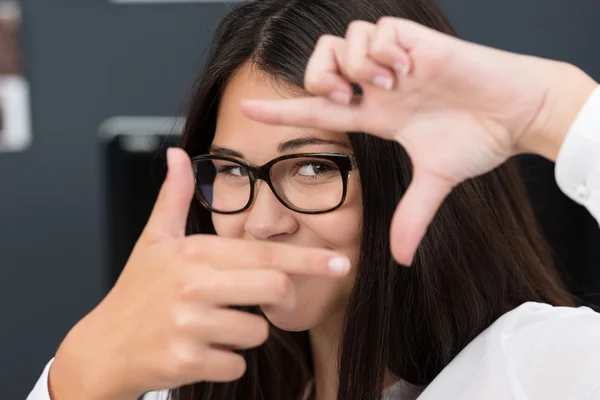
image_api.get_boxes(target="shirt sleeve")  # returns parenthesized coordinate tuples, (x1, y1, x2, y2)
(25, 358, 54, 400)
(555, 84, 600, 224)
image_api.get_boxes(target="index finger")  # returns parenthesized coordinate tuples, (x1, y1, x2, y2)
(240, 96, 363, 133)
(182, 235, 352, 276)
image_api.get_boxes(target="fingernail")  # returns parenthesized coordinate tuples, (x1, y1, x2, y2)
(372, 75, 394, 90)
(328, 256, 351, 275)
(329, 91, 351, 105)
(393, 62, 411, 76)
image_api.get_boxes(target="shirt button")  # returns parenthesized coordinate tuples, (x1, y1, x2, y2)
(576, 184, 590, 200)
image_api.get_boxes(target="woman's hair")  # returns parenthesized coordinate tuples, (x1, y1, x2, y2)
(175, 0, 575, 399)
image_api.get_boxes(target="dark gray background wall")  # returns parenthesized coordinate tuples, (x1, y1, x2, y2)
(1, 1, 599, 398)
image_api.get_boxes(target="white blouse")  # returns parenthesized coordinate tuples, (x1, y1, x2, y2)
(27, 86, 600, 400)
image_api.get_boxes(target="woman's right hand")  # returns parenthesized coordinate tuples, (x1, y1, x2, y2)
(47, 148, 350, 400)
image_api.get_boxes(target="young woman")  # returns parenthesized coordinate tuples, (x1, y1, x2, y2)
(28, 0, 600, 400)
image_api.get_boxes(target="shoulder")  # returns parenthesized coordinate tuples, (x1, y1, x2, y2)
(491, 302, 600, 361)
(494, 301, 599, 334)
(492, 302, 600, 398)
(419, 302, 600, 400)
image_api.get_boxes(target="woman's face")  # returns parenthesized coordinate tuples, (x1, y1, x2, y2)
(211, 63, 362, 332)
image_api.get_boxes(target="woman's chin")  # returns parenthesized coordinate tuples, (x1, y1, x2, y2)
(260, 305, 318, 332)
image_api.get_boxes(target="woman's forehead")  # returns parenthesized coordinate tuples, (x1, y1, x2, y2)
(213, 63, 350, 158)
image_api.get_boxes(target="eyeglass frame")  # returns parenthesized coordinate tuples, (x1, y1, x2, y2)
(191, 152, 358, 215)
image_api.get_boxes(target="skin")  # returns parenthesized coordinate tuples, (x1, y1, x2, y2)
(240, 17, 599, 266)
(212, 62, 363, 398)
(45, 16, 598, 400)
(47, 86, 354, 400)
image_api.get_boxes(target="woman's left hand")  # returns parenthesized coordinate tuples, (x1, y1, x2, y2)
(239, 17, 597, 266)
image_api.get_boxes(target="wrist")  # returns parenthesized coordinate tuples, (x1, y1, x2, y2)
(49, 320, 140, 400)
(49, 355, 139, 400)
(517, 60, 598, 161)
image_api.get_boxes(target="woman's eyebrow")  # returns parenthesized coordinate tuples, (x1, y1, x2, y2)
(277, 137, 352, 153)
(209, 146, 244, 158)
(209, 137, 351, 158)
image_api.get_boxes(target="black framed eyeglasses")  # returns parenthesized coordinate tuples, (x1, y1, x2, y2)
(191, 153, 358, 215)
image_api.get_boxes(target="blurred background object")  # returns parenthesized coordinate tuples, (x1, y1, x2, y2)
(0, 1, 599, 398)
(0, 1, 23, 74)
(0, 0, 31, 152)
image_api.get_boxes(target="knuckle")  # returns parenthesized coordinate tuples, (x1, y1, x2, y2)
(370, 41, 388, 59)
(178, 268, 217, 302)
(181, 238, 203, 259)
(177, 281, 196, 303)
(304, 71, 321, 92)
(377, 16, 397, 28)
(316, 34, 337, 48)
(346, 20, 368, 36)
(345, 59, 366, 79)
(168, 342, 201, 377)
(371, 18, 399, 59)
(171, 308, 195, 332)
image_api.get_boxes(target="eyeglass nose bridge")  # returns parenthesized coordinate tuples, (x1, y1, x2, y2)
(244, 161, 289, 210)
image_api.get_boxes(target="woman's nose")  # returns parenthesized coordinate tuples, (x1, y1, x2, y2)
(244, 182, 299, 240)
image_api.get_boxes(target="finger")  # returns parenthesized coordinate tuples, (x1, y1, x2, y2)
(379, 17, 452, 60)
(181, 235, 352, 276)
(344, 20, 396, 90)
(196, 347, 247, 382)
(372, 17, 432, 51)
(303, 35, 353, 105)
(389, 170, 454, 266)
(140, 148, 195, 243)
(240, 96, 362, 133)
(201, 309, 270, 349)
(199, 269, 296, 309)
(370, 17, 412, 75)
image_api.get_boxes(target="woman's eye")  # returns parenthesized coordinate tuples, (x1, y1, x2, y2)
(218, 165, 247, 177)
(296, 162, 334, 177)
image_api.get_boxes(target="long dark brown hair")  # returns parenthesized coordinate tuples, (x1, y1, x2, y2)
(174, 0, 575, 399)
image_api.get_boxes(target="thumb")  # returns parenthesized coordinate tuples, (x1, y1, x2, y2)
(140, 147, 195, 243)
(390, 170, 453, 266)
